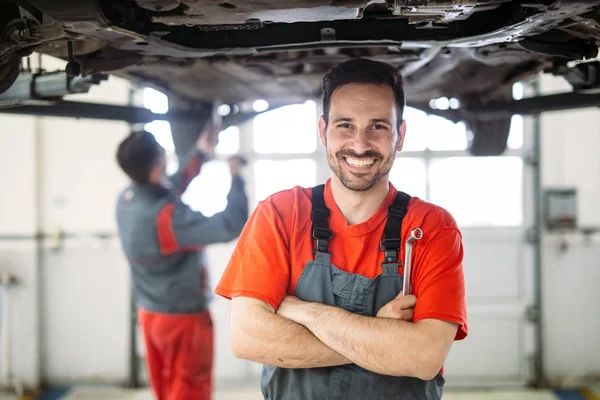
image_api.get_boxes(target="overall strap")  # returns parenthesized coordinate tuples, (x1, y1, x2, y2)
(380, 191, 411, 264)
(311, 185, 332, 254)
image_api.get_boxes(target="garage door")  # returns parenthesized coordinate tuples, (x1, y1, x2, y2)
(389, 101, 535, 386)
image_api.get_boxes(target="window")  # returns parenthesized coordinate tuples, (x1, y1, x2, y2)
(179, 128, 239, 214)
(388, 157, 427, 200)
(403, 81, 525, 152)
(253, 100, 318, 154)
(426, 117, 468, 151)
(253, 159, 317, 202)
(402, 107, 428, 151)
(428, 157, 523, 226)
(142, 87, 177, 173)
(181, 161, 231, 217)
(507, 115, 524, 150)
(216, 125, 240, 155)
(145, 120, 175, 154)
(507, 82, 525, 150)
(403, 107, 468, 152)
(143, 87, 168, 113)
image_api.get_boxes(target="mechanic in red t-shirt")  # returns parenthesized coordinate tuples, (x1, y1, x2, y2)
(216, 58, 468, 400)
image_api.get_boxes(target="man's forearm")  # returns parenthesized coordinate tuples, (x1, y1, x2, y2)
(222, 176, 248, 236)
(231, 300, 351, 368)
(294, 303, 443, 379)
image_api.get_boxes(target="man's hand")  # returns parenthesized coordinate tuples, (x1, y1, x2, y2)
(376, 291, 417, 321)
(276, 295, 309, 322)
(277, 292, 417, 324)
(228, 155, 248, 177)
(195, 120, 221, 156)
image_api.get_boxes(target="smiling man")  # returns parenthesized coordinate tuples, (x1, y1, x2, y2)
(216, 58, 468, 400)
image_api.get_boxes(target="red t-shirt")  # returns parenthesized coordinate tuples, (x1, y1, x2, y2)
(216, 180, 468, 340)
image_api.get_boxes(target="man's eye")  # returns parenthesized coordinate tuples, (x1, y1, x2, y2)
(338, 123, 351, 129)
(374, 124, 387, 130)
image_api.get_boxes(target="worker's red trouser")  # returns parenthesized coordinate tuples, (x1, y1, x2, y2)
(138, 308, 214, 400)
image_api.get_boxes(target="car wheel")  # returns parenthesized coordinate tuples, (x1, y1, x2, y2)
(0, 54, 21, 95)
(465, 117, 512, 156)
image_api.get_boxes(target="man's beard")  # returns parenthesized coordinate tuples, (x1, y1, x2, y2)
(327, 148, 394, 192)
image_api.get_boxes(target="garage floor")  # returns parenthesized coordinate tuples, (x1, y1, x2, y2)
(5, 385, 598, 400)
(43, 387, 559, 400)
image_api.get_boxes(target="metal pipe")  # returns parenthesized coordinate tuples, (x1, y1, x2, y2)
(2, 91, 600, 125)
(0, 232, 117, 241)
(0, 100, 265, 128)
(0, 275, 14, 387)
(0, 72, 108, 105)
(34, 116, 43, 390)
(409, 91, 600, 124)
(126, 86, 140, 389)
(531, 77, 547, 388)
(0, 273, 22, 395)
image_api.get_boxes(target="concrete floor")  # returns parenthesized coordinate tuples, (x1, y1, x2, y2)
(1, 383, 598, 400)
(60, 387, 561, 400)
(63, 387, 561, 400)
(1, 386, 595, 400)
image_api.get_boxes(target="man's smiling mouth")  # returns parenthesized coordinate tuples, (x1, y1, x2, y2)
(343, 156, 376, 168)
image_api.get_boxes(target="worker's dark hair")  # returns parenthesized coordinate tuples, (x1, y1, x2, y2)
(116, 131, 164, 184)
(321, 58, 405, 130)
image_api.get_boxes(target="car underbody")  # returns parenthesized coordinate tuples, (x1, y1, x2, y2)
(2, 0, 600, 154)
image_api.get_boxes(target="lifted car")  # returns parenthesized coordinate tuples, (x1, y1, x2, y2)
(2, 0, 600, 155)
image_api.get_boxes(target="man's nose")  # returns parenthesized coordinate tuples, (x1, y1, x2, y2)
(349, 130, 371, 154)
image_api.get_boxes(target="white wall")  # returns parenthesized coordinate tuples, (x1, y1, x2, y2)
(0, 52, 133, 388)
(0, 114, 39, 388)
(206, 243, 258, 386)
(539, 73, 600, 382)
(38, 74, 133, 385)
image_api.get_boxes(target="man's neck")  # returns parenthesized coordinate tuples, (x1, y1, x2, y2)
(330, 177, 390, 225)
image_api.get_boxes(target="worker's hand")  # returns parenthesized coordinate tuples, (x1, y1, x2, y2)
(228, 154, 248, 177)
(195, 120, 221, 156)
(276, 295, 307, 322)
(376, 291, 417, 321)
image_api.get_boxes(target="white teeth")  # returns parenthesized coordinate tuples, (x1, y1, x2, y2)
(345, 157, 375, 167)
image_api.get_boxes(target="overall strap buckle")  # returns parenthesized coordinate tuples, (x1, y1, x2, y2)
(311, 185, 332, 254)
(380, 238, 401, 263)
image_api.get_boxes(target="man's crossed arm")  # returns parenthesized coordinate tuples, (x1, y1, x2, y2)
(230, 292, 457, 380)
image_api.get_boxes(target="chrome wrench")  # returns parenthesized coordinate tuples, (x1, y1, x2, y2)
(402, 228, 423, 296)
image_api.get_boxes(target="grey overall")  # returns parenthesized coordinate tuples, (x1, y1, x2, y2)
(261, 185, 445, 400)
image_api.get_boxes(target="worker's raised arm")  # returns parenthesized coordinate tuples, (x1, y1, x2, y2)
(170, 119, 222, 196)
(169, 149, 205, 196)
(157, 173, 248, 253)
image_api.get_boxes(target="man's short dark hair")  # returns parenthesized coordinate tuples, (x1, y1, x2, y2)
(321, 58, 405, 129)
(116, 131, 163, 184)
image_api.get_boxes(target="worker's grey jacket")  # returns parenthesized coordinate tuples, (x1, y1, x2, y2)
(116, 149, 248, 314)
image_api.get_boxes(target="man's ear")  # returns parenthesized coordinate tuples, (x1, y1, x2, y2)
(396, 120, 407, 152)
(318, 115, 327, 148)
(148, 165, 163, 185)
